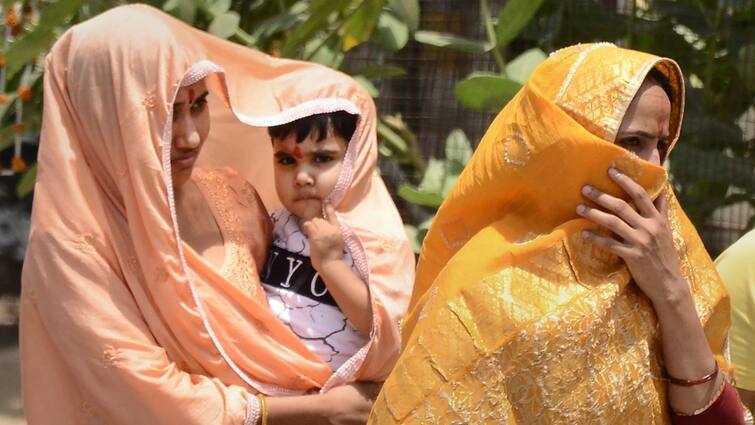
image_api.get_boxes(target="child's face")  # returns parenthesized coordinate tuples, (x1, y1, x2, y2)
(272, 131, 348, 221)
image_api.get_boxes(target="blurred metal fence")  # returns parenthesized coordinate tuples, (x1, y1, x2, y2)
(345, 0, 755, 256)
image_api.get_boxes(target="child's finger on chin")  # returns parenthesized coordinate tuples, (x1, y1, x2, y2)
(324, 204, 338, 224)
(302, 221, 315, 235)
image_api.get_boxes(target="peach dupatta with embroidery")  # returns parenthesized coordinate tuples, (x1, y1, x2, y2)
(368, 44, 730, 424)
(20, 5, 414, 424)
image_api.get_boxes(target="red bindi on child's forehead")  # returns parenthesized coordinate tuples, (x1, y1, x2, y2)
(293, 145, 303, 159)
(188, 88, 195, 104)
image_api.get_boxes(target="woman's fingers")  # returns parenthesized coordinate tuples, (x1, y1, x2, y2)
(608, 168, 658, 218)
(581, 184, 644, 229)
(581, 229, 634, 258)
(654, 187, 669, 216)
(577, 203, 639, 243)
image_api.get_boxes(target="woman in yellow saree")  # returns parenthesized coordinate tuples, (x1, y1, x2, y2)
(369, 43, 741, 423)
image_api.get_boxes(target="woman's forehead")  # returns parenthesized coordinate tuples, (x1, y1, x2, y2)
(619, 82, 672, 134)
(175, 80, 208, 102)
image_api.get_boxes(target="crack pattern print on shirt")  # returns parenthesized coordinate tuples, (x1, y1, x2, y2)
(263, 208, 368, 371)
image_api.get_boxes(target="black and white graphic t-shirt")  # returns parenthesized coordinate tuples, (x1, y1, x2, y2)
(261, 209, 368, 371)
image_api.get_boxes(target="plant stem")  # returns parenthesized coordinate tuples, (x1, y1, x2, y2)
(701, 0, 724, 107)
(479, 0, 506, 73)
(626, 0, 636, 48)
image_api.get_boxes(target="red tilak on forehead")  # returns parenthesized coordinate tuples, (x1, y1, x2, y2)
(188, 88, 195, 104)
(293, 145, 303, 159)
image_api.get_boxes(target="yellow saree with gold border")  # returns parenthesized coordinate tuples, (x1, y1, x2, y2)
(368, 43, 730, 424)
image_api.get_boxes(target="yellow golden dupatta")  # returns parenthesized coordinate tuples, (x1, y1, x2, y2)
(368, 43, 730, 424)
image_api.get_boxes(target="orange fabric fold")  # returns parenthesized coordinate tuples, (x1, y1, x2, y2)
(369, 43, 730, 424)
(21, 4, 414, 424)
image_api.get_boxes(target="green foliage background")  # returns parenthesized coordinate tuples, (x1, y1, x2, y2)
(1, 0, 753, 254)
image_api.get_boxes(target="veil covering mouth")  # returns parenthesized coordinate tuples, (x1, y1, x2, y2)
(367, 43, 731, 425)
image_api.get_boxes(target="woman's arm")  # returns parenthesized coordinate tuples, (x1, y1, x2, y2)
(266, 382, 380, 425)
(21, 233, 251, 425)
(22, 231, 374, 425)
(577, 168, 740, 417)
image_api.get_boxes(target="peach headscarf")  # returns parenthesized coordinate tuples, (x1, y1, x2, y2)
(20, 4, 414, 424)
(368, 44, 730, 424)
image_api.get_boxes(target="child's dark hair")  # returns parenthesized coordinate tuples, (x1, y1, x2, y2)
(645, 67, 674, 105)
(268, 111, 358, 144)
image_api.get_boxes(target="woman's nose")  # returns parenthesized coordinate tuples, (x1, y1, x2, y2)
(173, 111, 201, 149)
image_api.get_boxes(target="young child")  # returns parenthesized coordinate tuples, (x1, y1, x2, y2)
(261, 111, 372, 371)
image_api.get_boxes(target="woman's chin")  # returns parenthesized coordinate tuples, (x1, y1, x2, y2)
(171, 167, 193, 190)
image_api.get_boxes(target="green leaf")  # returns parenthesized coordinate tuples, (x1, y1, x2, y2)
(737, 43, 755, 90)
(444, 128, 472, 167)
(207, 0, 232, 15)
(404, 224, 421, 252)
(377, 120, 408, 155)
(208, 11, 240, 39)
(5, 0, 86, 78)
(282, 0, 350, 57)
(378, 143, 394, 157)
(387, 0, 420, 31)
(302, 34, 344, 67)
(397, 184, 444, 208)
(504, 48, 547, 84)
(418, 158, 446, 194)
(16, 163, 38, 198)
(418, 217, 434, 231)
(350, 64, 406, 79)
(341, 0, 384, 51)
(374, 10, 409, 51)
(249, 13, 299, 43)
(163, 0, 198, 24)
(454, 72, 522, 112)
(495, 0, 544, 48)
(0, 94, 18, 123)
(0, 125, 17, 152)
(442, 173, 459, 196)
(404, 217, 434, 253)
(414, 30, 491, 53)
(353, 75, 379, 98)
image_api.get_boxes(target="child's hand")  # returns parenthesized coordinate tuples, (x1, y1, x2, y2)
(302, 203, 344, 272)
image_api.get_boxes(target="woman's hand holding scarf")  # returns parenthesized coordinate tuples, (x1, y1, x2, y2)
(576, 167, 687, 305)
(576, 167, 727, 416)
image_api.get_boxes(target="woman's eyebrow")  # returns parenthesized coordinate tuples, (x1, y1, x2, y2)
(618, 129, 668, 139)
(193, 91, 209, 104)
(174, 90, 209, 106)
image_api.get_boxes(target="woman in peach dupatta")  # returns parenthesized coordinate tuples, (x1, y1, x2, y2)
(369, 44, 742, 424)
(20, 4, 413, 424)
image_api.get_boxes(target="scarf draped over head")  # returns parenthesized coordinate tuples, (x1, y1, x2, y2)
(20, 5, 414, 424)
(368, 43, 730, 424)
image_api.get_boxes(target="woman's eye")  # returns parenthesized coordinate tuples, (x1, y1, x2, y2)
(618, 137, 641, 149)
(190, 98, 207, 113)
